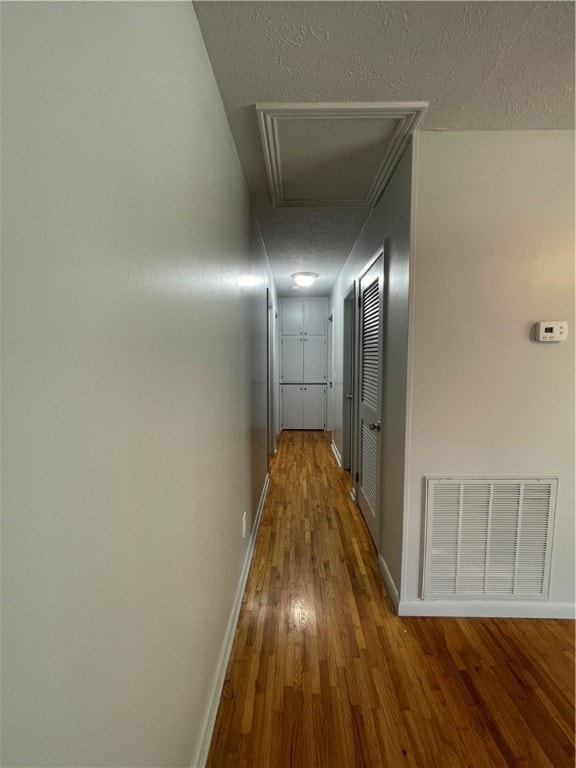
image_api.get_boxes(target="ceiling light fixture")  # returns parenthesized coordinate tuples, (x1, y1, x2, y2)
(292, 272, 318, 287)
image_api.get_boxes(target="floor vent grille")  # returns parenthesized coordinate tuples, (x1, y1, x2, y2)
(423, 478, 558, 600)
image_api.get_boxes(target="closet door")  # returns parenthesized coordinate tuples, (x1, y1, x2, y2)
(302, 336, 326, 382)
(281, 337, 303, 383)
(357, 253, 383, 546)
(303, 299, 326, 335)
(281, 300, 304, 335)
(281, 386, 303, 429)
(303, 385, 326, 429)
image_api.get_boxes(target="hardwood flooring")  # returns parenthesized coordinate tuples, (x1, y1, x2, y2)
(206, 430, 575, 768)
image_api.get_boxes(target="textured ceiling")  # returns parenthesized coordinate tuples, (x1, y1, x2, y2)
(194, 1, 575, 296)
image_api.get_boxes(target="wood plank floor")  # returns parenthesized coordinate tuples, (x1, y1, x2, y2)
(206, 430, 575, 768)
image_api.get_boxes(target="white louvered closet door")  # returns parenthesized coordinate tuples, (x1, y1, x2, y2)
(357, 253, 383, 545)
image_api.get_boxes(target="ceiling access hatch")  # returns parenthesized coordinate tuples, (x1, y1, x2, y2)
(256, 102, 427, 208)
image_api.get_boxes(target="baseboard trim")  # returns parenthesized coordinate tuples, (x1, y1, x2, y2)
(397, 598, 575, 619)
(191, 474, 270, 768)
(378, 554, 400, 614)
(331, 440, 342, 467)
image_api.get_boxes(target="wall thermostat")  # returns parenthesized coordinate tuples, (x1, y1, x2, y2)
(534, 321, 568, 343)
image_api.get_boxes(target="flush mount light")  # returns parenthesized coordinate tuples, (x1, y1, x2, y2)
(291, 272, 318, 287)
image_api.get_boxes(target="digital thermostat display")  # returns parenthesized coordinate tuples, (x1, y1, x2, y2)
(534, 321, 568, 343)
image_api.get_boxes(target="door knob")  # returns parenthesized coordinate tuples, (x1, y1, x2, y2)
(345, 394, 353, 400)
(368, 421, 381, 431)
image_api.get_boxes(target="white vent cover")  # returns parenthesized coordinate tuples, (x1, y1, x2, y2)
(423, 478, 558, 600)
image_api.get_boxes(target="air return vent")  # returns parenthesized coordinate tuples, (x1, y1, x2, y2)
(423, 478, 558, 600)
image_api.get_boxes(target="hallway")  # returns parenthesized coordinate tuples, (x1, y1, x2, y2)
(2, 4, 574, 764)
(207, 431, 574, 768)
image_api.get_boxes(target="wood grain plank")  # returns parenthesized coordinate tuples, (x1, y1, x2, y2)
(206, 431, 575, 768)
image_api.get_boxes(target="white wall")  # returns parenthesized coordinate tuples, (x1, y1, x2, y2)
(330, 147, 413, 596)
(403, 131, 575, 615)
(1, 4, 273, 765)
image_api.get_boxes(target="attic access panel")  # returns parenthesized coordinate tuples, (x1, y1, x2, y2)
(256, 102, 427, 208)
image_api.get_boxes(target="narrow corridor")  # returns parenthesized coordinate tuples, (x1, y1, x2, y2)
(207, 431, 574, 768)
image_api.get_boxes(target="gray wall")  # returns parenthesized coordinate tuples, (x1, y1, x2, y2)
(404, 131, 575, 614)
(1, 4, 273, 765)
(331, 129, 575, 618)
(248, 214, 278, 523)
(330, 146, 413, 593)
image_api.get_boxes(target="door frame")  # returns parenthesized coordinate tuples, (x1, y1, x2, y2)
(342, 285, 356, 474)
(267, 288, 276, 460)
(351, 242, 390, 542)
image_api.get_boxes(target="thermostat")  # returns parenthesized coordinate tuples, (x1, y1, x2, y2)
(534, 321, 568, 342)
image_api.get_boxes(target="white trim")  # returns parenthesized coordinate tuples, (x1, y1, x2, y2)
(256, 102, 428, 208)
(400, 132, 420, 606)
(398, 599, 575, 620)
(331, 440, 342, 468)
(378, 554, 400, 613)
(191, 474, 270, 768)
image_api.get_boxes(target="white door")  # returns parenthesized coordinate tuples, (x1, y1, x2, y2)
(303, 299, 326, 335)
(281, 300, 304, 335)
(281, 337, 303, 382)
(357, 254, 383, 545)
(281, 386, 303, 429)
(303, 385, 326, 429)
(302, 336, 326, 382)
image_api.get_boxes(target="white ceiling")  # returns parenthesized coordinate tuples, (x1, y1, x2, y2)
(194, 1, 575, 296)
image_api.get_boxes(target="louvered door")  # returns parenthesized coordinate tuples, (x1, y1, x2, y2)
(357, 254, 383, 544)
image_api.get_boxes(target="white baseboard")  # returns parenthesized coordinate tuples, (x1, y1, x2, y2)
(331, 440, 342, 467)
(376, 556, 575, 619)
(191, 474, 270, 768)
(398, 598, 575, 619)
(378, 554, 400, 613)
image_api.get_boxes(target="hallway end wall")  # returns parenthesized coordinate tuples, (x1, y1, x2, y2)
(1, 4, 272, 766)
